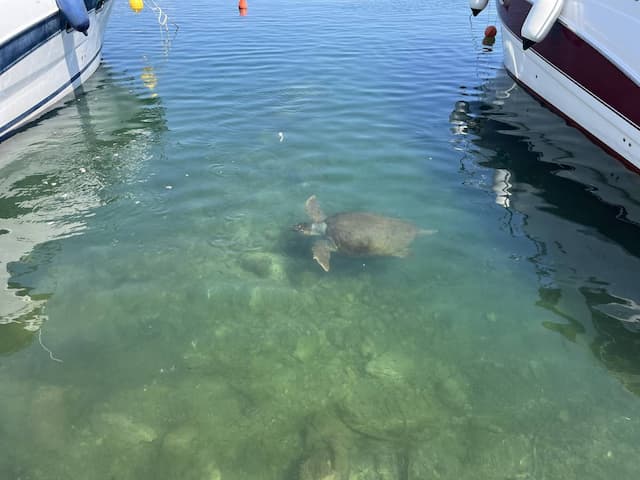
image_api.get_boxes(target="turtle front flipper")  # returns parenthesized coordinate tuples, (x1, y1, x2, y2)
(305, 195, 326, 223)
(312, 239, 335, 272)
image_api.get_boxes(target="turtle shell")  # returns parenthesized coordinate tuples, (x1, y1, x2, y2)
(325, 212, 420, 257)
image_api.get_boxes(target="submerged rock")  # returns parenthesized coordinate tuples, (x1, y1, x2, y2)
(162, 424, 198, 453)
(336, 380, 444, 442)
(436, 376, 470, 413)
(92, 412, 158, 444)
(293, 332, 328, 363)
(239, 252, 286, 281)
(248, 285, 299, 316)
(204, 463, 222, 480)
(182, 348, 212, 370)
(429, 361, 472, 413)
(298, 412, 353, 480)
(365, 351, 414, 382)
(358, 336, 377, 360)
(159, 423, 225, 480)
(346, 444, 408, 480)
(299, 446, 336, 480)
(30, 384, 68, 452)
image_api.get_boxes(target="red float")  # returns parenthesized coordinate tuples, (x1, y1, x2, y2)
(484, 25, 497, 37)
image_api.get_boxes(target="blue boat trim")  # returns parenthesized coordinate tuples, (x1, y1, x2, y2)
(0, 1, 108, 75)
(0, 13, 64, 75)
(0, 46, 103, 142)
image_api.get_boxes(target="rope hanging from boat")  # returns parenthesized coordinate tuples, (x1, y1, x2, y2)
(129, 0, 179, 55)
(150, 0, 179, 55)
(147, 0, 170, 28)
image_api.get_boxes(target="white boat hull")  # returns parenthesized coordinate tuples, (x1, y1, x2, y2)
(0, 0, 113, 141)
(496, 0, 640, 172)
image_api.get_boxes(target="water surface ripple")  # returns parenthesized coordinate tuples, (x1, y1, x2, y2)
(1, 1, 640, 479)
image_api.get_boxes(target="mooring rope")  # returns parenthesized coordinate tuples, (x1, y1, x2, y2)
(38, 328, 63, 363)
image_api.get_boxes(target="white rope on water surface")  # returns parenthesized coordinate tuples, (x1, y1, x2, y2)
(148, 0, 170, 28)
(38, 328, 63, 363)
(495, 81, 517, 100)
(144, 0, 180, 55)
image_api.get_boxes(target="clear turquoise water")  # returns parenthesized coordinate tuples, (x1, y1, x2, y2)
(2, 1, 640, 479)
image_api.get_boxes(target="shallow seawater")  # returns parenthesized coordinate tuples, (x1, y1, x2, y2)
(2, 0, 640, 478)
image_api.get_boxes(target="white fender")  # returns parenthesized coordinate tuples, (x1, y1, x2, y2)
(521, 0, 565, 49)
(469, 0, 490, 17)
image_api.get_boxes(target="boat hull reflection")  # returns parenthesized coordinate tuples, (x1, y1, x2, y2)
(451, 71, 640, 393)
(0, 65, 166, 340)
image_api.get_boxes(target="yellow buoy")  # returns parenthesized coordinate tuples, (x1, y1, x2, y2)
(129, 0, 144, 13)
(141, 66, 158, 97)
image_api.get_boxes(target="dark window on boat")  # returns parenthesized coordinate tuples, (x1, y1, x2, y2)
(85, 0, 107, 11)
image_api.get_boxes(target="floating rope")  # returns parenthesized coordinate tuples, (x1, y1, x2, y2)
(131, 0, 179, 55)
(147, 0, 169, 28)
(38, 328, 63, 363)
(147, 0, 179, 55)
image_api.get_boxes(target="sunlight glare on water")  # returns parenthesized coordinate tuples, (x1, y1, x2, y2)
(1, 1, 640, 479)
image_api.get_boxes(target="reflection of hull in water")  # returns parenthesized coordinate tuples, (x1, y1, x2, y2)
(452, 70, 640, 392)
(0, 65, 166, 331)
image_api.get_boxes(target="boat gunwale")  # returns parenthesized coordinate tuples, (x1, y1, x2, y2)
(0, 0, 110, 75)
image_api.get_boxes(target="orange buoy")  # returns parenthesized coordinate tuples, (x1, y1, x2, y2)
(484, 25, 497, 38)
(238, 0, 247, 10)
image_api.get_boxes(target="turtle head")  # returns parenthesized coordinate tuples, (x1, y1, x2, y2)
(292, 222, 313, 235)
(292, 221, 326, 236)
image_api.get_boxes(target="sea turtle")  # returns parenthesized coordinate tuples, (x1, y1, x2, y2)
(293, 195, 436, 272)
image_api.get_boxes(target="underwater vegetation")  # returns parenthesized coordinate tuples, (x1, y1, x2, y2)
(2, 232, 639, 480)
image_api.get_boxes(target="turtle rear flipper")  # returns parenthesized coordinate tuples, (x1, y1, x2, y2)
(392, 247, 411, 258)
(305, 195, 326, 223)
(312, 239, 335, 272)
